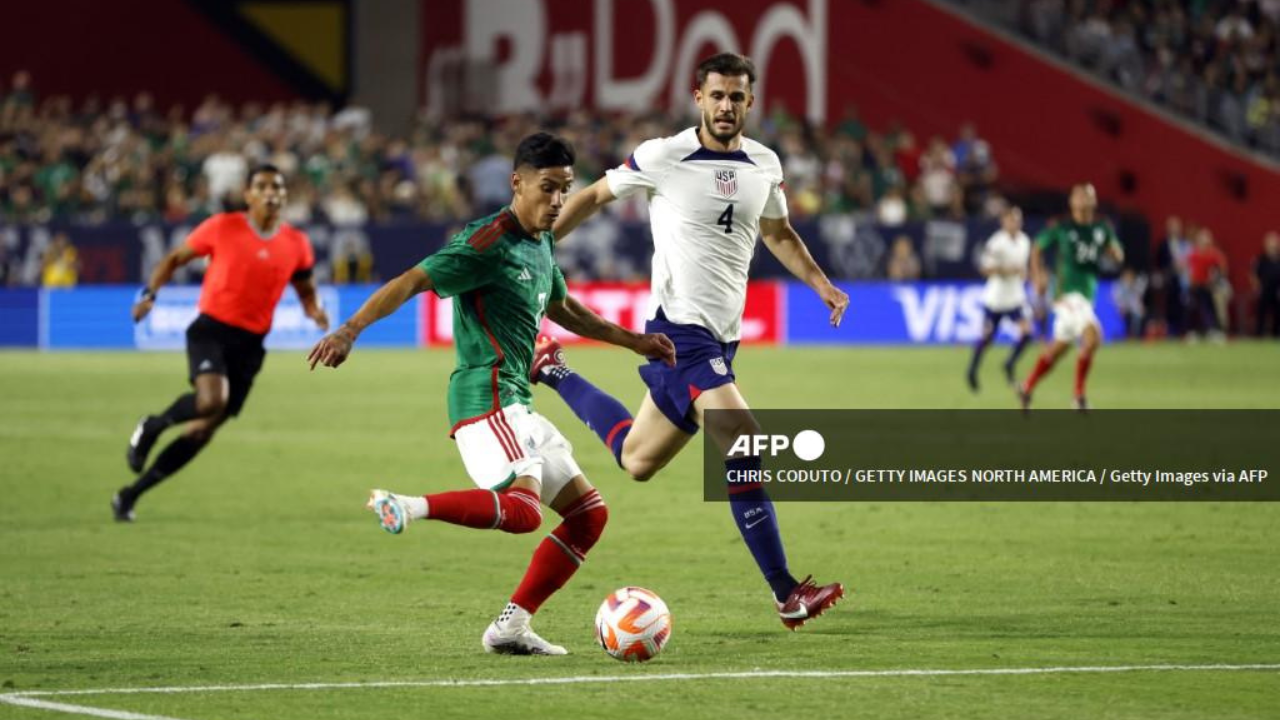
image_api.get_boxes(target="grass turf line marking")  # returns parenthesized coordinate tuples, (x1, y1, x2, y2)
(1, 662, 1278, 720)
(0, 695, 186, 720)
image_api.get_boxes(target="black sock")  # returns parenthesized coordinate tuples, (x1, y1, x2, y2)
(157, 393, 199, 428)
(123, 436, 207, 502)
(1006, 335, 1031, 368)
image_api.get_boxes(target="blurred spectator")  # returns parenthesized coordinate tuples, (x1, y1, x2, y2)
(0, 73, 1011, 229)
(1253, 230, 1280, 336)
(918, 135, 959, 216)
(1186, 227, 1229, 340)
(886, 234, 923, 280)
(41, 232, 79, 287)
(1154, 216, 1192, 336)
(1112, 267, 1148, 338)
(987, 1, 1280, 158)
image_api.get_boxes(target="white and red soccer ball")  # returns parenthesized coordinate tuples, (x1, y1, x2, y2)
(595, 586, 672, 662)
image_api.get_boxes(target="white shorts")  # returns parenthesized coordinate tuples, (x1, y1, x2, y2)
(453, 403, 582, 505)
(1052, 292, 1101, 342)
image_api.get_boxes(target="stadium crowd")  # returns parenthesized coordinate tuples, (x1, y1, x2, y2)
(0, 71, 1003, 228)
(1011, 0, 1280, 155)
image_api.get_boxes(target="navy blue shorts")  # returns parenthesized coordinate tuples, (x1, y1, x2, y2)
(637, 309, 739, 435)
(983, 305, 1027, 325)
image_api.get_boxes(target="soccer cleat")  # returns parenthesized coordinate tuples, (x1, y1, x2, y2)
(126, 415, 163, 473)
(776, 575, 845, 631)
(482, 621, 568, 656)
(367, 489, 411, 534)
(1073, 395, 1090, 413)
(111, 490, 136, 523)
(528, 334, 567, 384)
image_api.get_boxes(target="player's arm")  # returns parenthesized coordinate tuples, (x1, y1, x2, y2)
(290, 269, 330, 332)
(546, 296, 675, 366)
(307, 267, 433, 369)
(1105, 226, 1125, 264)
(131, 244, 200, 322)
(552, 177, 617, 241)
(760, 216, 849, 327)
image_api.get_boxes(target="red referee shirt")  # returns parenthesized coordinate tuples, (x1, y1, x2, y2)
(186, 213, 315, 334)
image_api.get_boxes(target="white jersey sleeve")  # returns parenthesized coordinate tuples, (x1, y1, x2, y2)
(762, 178, 788, 219)
(605, 138, 675, 198)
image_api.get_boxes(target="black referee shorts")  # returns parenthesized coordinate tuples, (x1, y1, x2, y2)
(186, 314, 267, 417)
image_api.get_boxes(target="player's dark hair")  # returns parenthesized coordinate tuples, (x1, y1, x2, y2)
(246, 163, 284, 187)
(695, 53, 757, 89)
(513, 133, 576, 171)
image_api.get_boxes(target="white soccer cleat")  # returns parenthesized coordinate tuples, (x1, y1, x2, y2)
(482, 621, 568, 656)
(366, 489, 411, 535)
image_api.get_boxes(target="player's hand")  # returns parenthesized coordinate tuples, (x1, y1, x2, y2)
(634, 332, 676, 367)
(818, 282, 849, 328)
(307, 305, 331, 332)
(308, 328, 355, 370)
(131, 299, 154, 323)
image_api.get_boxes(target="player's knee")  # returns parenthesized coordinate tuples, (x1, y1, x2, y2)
(497, 488, 543, 534)
(195, 395, 228, 419)
(183, 426, 216, 445)
(622, 456, 659, 482)
(558, 494, 607, 558)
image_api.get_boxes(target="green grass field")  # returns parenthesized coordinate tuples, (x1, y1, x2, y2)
(1, 343, 1278, 719)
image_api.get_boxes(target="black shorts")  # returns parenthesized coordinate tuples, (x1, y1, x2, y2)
(186, 314, 267, 417)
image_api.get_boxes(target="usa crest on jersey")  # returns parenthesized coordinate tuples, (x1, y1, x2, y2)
(710, 357, 728, 376)
(714, 169, 738, 198)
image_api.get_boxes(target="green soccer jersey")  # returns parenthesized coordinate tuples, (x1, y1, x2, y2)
(418, 208, 567, 429)
(1035, 220, 1121, 301)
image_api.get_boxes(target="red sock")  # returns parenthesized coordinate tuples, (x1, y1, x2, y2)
(1074, 352, 1094, 398)
(511, 489, 608, 613)
(425, 487, 542, 533)
(1023, 354, 1055, 393)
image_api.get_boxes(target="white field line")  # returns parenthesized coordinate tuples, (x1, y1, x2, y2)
(2, 664, 1278, 719)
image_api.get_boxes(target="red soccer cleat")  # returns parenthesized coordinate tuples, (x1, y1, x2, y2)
(775, 575, 846, 631)
(529, 334, 567, 384)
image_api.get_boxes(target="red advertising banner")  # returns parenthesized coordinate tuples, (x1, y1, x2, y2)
(420, 281, 782, 346)
(419, 0, 826, 120)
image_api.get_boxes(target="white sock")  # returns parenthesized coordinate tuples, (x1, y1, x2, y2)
(496, 602, 531, 632)
(400, 494, 428, 520)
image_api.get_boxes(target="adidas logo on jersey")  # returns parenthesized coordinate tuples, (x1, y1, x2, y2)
(517, 267, 533, 282)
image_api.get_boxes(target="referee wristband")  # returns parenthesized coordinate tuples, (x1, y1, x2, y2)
(140, 288, 157, 302)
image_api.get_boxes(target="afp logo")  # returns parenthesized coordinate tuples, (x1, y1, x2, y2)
(728, 430, 825, 461)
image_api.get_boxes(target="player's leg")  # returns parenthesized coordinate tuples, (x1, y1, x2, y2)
(530, 335, 636, 465)
(1073, 321, 1102, 411)
(530, 335, 694, 481)
(368, 403, 550, 540)
(113, 372, 230, 521)
(486, 418, 608, 655)
(127, 320, 235, 472)
(617, 392, 695, 481)
(1003, 311, 1034, 385)
(967, 309, 1000, 392)
(1020, 297, 1081, 410)
(695, 384, 844, 629)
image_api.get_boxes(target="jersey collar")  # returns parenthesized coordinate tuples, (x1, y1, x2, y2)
(502, 207, 544, 243)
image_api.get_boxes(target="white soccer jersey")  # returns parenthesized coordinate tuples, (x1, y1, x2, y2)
(979, 229, 1031, 311)
(604, 127, 788, 342)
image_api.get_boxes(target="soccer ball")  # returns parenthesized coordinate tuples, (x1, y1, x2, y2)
(594, 586, 672, 662)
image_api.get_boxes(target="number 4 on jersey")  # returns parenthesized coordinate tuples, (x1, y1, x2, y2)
(718, 204, 734, 234)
